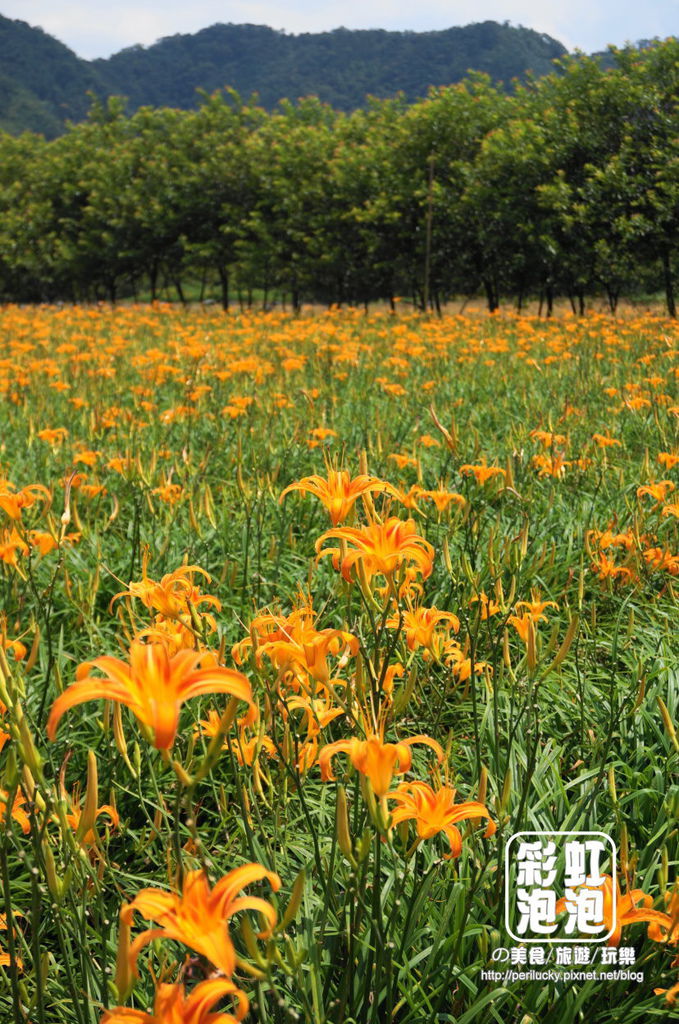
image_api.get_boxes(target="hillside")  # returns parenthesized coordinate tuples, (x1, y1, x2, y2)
(0, 14, 105, 134)
(0, 16, 568, 136)
(93, 22, 568, 111)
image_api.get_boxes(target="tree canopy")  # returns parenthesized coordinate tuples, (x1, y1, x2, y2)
(0, 39, 678, 314)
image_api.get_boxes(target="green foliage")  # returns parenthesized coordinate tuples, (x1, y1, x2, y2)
(0, 14, 105, 137)
(0, 17, 567, 136)
(0, 37, 679, 313)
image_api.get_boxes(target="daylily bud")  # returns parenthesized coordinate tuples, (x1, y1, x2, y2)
(356, 828, 372, 863)
(114, 912, 133, 1001)
(188, 496, 201, 535)
(25, 626, 40, 673)
(393, 663, 417, 715)
(500, 766, 512, 813)
(17, 708, 42, 778)
(608, 765, 617, 806)
(620, 823, 629, 875)
(657, 697, 679, 752)
(279, 868, 306, 932)
(658, 845, 668, 892)
(442, 535, 453, 576)
(336, 786, 355, 867)
(41, 839, 61, 900)
(76, 750, 99, 844)
(477, 764, 488, 806)
(526, 618, 537, 672)
(240, 915, 268, 969)
(578, 556, 584, 609)
(2, 749, 19, 791)
(112, 703, 137, 778)
(171, 759, 194, 788)
(627, 607, 635, 638)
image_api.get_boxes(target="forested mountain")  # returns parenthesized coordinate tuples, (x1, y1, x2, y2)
(0, 15, 105, 135)
(93, 22, 567, 111)
(0, 15, 568, 136)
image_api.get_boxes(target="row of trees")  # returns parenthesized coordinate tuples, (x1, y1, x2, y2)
(2, 39, 679, 314)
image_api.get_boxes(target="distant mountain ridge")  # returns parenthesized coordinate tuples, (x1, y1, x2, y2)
(1, 15, 570, 136)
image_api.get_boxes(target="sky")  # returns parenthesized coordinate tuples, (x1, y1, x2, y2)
(1, 2, 676, 60)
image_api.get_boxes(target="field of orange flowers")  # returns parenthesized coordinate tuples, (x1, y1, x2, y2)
(0, 303, 677, 1024)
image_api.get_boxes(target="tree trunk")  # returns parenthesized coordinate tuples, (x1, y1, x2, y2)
(662, 249, 676, 318)
(149, 260, 159, 302)
(217, 266, 229, 311)
(545, 284, 553, 318)
(483, 277, 499, 313)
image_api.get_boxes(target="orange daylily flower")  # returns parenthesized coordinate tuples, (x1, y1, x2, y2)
(37, 427, 68, 445)
(46, 641, 255, 750)
(80, 483, 107, 499)
(388, 780, 495, 857)
(153, 482, 184, 505)
(658, 452, 679, 470)
(514, 595, 558, 619)
(556, 875, 673, 947)
(647, 886, 679, 947)
(417, 434, 441, 448)
(122, 864, 281, 979)
(388, 452, 417, 470)
(0, 481, 51, 520)
(320, 731, 443, 797)
(285, 687, 344, 738)
(443, 642, 492, 682)
(637, 481, 675, 503)
(469, 592, 501, 619)
(73, 450, 101, 468)
(280, 469, 394, 525)
(643, 547, 679, 575)
(112, 556, 221, 621)
(387, 605, 460, 658)
(508, 613, 535, 644)
(308, 427, 337, 441)
(0, 788, 31, 834)
(29, 530, 59, 556)
(418, 488, 466, 513)
(654, 980, 679, 1006)
(531, 452, 571, 478)
(228, 730, 278, 767)
(233, 598, 358, 686)
(194, 704, 269, 765)
(100, 978, 249, 1024)
(62, 785, 119, 847)
(459, 461, 506, 486)
(392, 484, 425, 511)
(592, 433, 621, 449)
(591, 551, 634, 583)
(136, 615, 208, 656)
(316, 517, 434, 584)
(530, 430, 567, 447)
(0, 528, 29, 566)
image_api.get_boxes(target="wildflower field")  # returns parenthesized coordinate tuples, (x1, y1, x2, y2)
(0, 303, 677, 1024)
